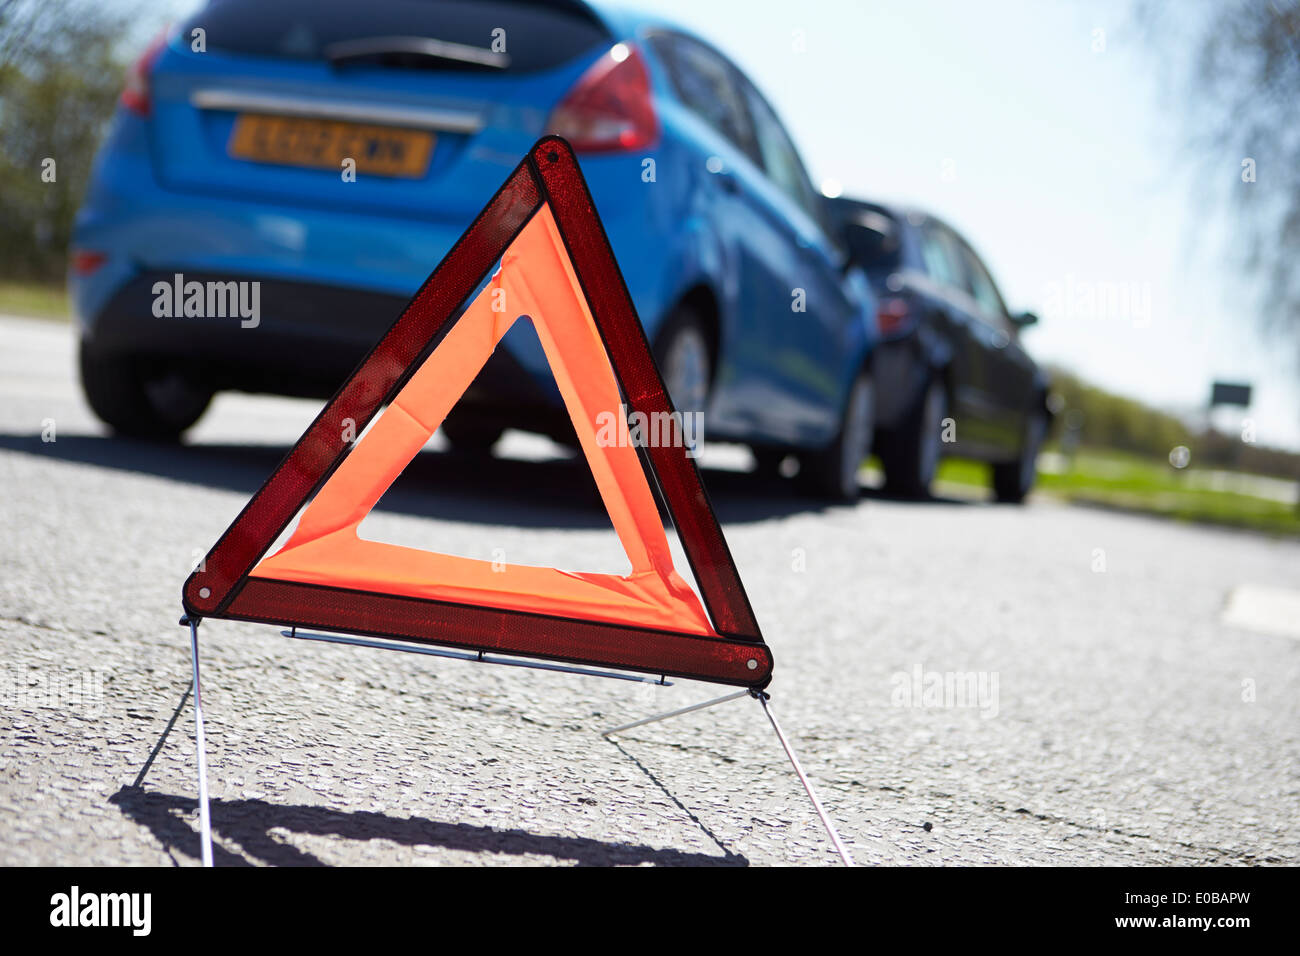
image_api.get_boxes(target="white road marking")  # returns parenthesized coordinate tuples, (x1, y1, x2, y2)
(1222, 584, 1300, 639)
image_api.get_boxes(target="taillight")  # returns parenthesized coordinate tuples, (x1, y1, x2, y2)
(547, 43, 658, 152)
(120, 27, 169, 116)
(877, 297, 913, 336)
(71, 251, 107, 276)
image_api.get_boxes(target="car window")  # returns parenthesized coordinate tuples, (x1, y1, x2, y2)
(918, 223, 965, 292)
(959, 243, 1009, 323)
(740, 81, 823, 226)
(649, 33, 756, 159)
(184, 0, 609, 73)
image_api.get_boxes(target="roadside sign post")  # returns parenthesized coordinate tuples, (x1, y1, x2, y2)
(176, 137, 853, 867)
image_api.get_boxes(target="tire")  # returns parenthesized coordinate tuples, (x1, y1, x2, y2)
(992, 408, 1047, 504)
(78, 340, 212, 441)
(798, 368, 874, 502)
(654, 306, 712, 419)
(751, 446, 792, 479)
(440, 410, 505, 455)
(879, 376, 947, 498)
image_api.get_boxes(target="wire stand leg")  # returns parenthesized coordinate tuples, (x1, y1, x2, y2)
(185, 616, 214, 867)
(754, 692, 854, 867)
(601, 689, 749, 736)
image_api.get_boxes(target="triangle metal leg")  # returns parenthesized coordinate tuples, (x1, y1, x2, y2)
(185, 616, 214, 867)
(601, 689, 749, 736)
(753, 692, 855, 867)
(602, 687, 856, 866)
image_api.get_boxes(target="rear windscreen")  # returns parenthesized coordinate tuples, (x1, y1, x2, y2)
(184, 0, 610, 73)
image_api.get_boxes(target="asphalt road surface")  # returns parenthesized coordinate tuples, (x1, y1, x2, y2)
(2, 314, 1297, 866)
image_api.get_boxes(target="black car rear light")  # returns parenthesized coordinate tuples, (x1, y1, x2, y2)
(877, 296, 913, 336)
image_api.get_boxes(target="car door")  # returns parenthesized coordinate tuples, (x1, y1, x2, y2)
(729, 74, 857, 442)
(646, 32, 789, 439)
(913, 221, 1002, 455)
(956, 240, 1036, 454)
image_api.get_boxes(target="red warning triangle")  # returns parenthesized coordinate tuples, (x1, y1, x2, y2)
(182, 138, 771, 688)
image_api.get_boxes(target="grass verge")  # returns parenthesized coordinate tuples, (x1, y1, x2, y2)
(0, 279, 70, 320)
(936, 451, 1299, 537)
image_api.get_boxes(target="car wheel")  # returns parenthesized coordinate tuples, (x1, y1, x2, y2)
(992, 407, 1047, 504)
(78, 340, 212, 441)
(440, 410, 505, 455)
(655, 307, 712, 419)
(798, 368, 874, 502)
(751, 446, 792, 479)
(880, 376, 947, 498)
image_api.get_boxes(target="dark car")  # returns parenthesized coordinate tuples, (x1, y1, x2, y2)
(827, 197, 1051, 502)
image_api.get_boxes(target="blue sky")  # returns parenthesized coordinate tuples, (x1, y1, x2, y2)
(149, 0, 1300, 450)
(608, 0, 1299, 450)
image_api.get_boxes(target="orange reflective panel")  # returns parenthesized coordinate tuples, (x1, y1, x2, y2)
(248, 205, 715, 637)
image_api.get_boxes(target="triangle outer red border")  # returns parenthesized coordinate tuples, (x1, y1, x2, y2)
(182, 137, 771, 688)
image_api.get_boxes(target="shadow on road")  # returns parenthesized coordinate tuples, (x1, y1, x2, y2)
(605, 737, 742, 859)
(108, 786, 747, 867)
(0, 430, 968, 527)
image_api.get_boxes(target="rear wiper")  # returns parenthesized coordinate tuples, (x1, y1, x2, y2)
(325, 35, 510, 70)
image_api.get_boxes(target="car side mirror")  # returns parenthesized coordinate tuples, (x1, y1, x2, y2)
(838, 247, 857, 277)
(1011, 311, 1038, 328)
(824, 234, 854, 276)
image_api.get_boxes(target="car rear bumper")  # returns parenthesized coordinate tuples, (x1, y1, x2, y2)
(84, 269, 402, 395)
(81, 269, 566, 433)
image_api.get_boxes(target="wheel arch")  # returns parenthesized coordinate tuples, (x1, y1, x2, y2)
(654, 282, 722, 385)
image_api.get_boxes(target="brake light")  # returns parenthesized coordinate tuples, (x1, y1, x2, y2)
(548, 43, 657, 152)
(71, 251, 107, 276)
(877, 297, 913, 335)
(120, 27, 169, 116)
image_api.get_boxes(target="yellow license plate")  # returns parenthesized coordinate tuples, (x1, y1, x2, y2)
(228, 113, 434, 179)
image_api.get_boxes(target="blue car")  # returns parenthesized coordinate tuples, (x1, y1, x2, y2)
(72, 0, 878, 499)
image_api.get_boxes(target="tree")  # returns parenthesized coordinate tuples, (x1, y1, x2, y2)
(0, 0, 138, 279)
(1139, 0, 1300, 366)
